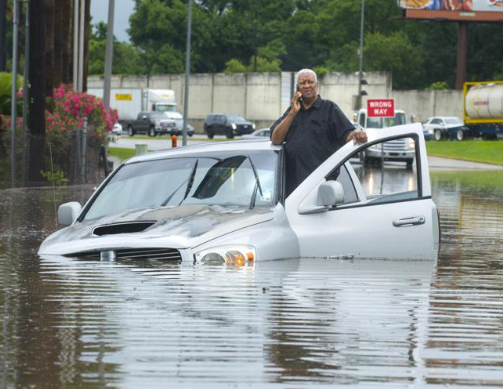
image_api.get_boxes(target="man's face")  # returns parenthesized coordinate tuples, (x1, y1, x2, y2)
(297, 73, 317, 99)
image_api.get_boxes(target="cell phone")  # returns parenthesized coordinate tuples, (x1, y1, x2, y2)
(296, 85, 303, 102)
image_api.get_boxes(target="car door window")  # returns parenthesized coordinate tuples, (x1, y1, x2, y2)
(323, 135, 420, 209)
(431, 119, 441, 125)
(350, 135, 419, 205)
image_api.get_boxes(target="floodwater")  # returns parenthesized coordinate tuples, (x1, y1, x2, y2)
(1, 168, 503, 389)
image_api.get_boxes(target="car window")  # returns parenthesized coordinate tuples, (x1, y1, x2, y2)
(431, 119, 441, 125)
(367, 117, 382, 128)
(359, 113, 366, 127)
(353, 136, 418, 204)
(82, 150, 279, 220)
(326, 135, 420, 208)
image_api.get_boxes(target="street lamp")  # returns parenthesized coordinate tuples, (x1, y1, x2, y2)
(357, 0, 367, 110)
(182, 0, 192, 146)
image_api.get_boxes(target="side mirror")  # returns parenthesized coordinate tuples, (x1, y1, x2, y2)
(58, 202, 82, 226)
(317, 181, 345, 207)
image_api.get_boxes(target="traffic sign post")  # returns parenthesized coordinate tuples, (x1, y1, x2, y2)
(367, 99, 395, 118)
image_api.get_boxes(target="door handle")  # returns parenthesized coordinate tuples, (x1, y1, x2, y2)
(393, 216, 425, 227)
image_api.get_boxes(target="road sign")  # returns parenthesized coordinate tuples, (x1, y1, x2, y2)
(367, 99, 395, 118)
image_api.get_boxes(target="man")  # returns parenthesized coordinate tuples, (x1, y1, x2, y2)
(271, 69, 367, 197)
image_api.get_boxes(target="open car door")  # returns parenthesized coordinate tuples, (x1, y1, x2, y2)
(285, 124, 440, 260)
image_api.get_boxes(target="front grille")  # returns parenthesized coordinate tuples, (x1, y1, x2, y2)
(69, 248, 182, 261)
(383, 139, 409, 152)
(116, 248, 182, 261)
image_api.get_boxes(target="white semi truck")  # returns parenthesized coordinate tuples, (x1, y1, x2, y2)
(355, 108, 415, 168)
(88, 88, 185, 132)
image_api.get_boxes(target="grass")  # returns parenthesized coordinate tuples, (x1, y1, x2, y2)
(426, 140, 503, 166)
(109, 147, 136, 160)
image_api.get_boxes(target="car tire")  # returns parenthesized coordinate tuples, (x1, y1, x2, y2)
(456, 129, 464, 141)
(188, 132, 194, 137)
(206, 127, 214, 139)
(434, 129, 442, 141)
(149, 126, 156, 137)
(226, 127, 235, 139)
(128, 125, 135, 136)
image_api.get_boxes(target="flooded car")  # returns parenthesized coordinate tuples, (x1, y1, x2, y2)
(38, 123, 440, 262)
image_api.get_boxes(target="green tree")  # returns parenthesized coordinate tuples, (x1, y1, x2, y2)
(88, 22, 146, 75)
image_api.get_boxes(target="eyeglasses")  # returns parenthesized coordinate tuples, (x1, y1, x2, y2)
(298, 80, 316, 86)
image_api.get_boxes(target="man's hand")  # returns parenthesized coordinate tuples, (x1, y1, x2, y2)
(346, 129, 368, 144)
(291, 91, 302, 114)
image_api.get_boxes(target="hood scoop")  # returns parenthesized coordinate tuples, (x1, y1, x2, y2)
(93, 221, 156, 236)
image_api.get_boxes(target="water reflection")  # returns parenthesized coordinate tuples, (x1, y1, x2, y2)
(1, 170, 503, 387)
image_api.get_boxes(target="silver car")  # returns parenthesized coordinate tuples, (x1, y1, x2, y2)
(423, 116, 469, 141)
(39, 124, 440, 263)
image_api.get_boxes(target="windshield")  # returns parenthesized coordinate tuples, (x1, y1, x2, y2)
(366, 112, 406, 129)
(445, 118, 463, 125)
(156, 104, 177, 113)
(82, 150, 279, 221)
(227, 115, 246, 122)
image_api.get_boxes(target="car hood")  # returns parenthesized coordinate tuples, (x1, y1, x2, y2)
(38, 204, 274, 256)
(163, 112, 183, 120)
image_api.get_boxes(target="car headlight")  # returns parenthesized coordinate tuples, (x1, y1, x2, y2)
(231, 123, 237, 130)
(252, 123, 256, 129)
(409, 139, 415, 149)
(155, 120, 161, 126)
(194, 245, 256, 265)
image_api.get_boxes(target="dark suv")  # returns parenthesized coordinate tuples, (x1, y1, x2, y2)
(204, 114, 255, 139)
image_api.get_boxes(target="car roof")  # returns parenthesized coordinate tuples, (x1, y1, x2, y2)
(124, 139, 280, 165)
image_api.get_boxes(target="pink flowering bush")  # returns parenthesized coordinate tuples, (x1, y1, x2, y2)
(47, 85, 117, 151)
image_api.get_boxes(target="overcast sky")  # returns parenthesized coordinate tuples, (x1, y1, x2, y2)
(90, 0, 136, 42)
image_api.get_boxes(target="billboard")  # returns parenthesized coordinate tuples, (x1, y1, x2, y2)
(398, 0, 503, 22)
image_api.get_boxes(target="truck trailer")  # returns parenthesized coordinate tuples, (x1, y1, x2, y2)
(463, 81, 503, 140)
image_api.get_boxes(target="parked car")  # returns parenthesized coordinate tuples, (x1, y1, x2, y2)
(112, 122, 123, 135)
(39, 123, 439, 262)
(126, 112, 177, 137)
(423, 116, 469, 141)
(204, 114, 255, 139)
(242, 128, 270, 140)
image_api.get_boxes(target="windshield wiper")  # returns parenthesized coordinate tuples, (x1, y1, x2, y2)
(161, 159, 198, 206)
(248, 156, 263, 209)
(178, 159, 199, 205)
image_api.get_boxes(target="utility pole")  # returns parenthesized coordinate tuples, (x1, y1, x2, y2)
(0, 0, 7, 71)
(357, 0, 365, 111)
(21, 0, 30, 185)
(103, 0, 115, 114)
(182, 0, 192, 146)
(11, 0, 20, 187)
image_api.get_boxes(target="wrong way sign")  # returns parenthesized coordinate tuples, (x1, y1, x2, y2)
(367, 99, 395, 118)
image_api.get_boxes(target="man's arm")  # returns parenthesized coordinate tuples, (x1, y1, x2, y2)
(271, 91, 302, 145)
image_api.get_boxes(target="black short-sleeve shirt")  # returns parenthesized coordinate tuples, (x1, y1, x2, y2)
(270, 96, 355, 197)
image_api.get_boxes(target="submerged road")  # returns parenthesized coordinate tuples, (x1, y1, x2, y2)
(110, 135, 503, 171)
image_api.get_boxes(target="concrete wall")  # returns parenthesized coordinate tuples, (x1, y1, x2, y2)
(391, 90, 463, 122)
(88, 72, 464, 131)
